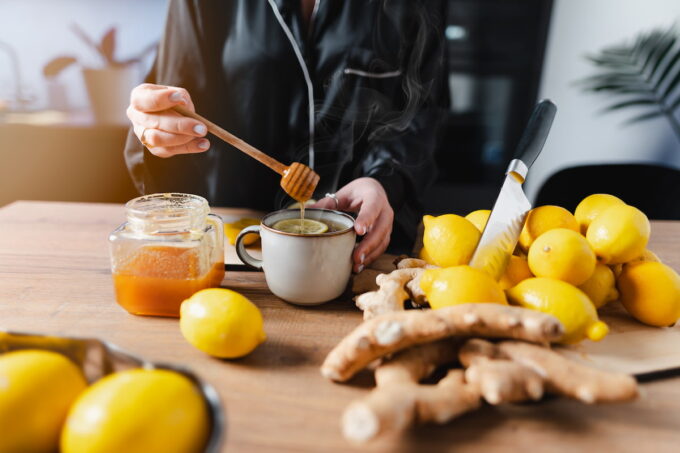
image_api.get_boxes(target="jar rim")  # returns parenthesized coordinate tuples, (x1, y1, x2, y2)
(125, 193, 209, 234)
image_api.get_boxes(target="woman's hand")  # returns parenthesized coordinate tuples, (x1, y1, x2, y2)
(127, 83, 210, 158)
(311, 177, 394, 272)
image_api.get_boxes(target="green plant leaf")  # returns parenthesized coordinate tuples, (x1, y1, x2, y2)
(653, 46, 680, 90)
(603, 98, 659, 112)
(625, 110, 663, 124)
(580, 24, 680, 141)
(649, 36, 676, 80)
(670, 93, 680, 109)
(661, 66, 680, 99)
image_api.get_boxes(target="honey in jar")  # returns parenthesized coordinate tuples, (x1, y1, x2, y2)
(109, 193, 224, 317)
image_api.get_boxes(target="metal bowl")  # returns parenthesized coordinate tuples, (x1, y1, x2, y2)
(0, 330, 225, 452)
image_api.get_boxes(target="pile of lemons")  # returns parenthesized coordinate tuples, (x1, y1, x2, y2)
(0, 350, 210, 453)
(419, 194, 680, 344)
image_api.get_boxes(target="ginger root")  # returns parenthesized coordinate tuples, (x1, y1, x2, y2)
(355, 268, 425, 320)
(464, 357, 544, 404)
(342, 340, 479, 443)
(460, 339, 639, 404)
(321, 304, 563, 382)
(342, 370, 480, 443)
(354, 258, 434, 320)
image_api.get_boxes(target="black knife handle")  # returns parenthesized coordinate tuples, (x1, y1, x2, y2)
(513, 99, 557, 169)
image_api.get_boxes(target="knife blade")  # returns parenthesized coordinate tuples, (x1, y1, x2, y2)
(469, 100, 557, 280)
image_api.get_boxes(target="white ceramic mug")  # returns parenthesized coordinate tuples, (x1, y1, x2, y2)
(235, 209, 356, 305)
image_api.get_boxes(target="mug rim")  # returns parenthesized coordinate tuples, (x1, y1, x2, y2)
(260, 208, 355, 238)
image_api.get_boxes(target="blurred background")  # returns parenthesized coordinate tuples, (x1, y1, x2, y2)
(1, 0, 679, 217)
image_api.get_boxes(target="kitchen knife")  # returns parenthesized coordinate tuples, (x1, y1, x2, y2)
(469, 99, 557, 280)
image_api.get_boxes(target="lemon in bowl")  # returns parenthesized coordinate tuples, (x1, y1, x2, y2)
(0, 350, 87, 453)
(61, 369, 210, 453)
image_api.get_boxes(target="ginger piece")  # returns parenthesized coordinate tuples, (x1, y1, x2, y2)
(343, 340, 477, 443)
(374, 339, 460, 386)
(464, 358, 544, 404)
(342, 370, 480, 443)
(321, 304, 563, 382)
(354, 258, 435, 319)
(459, 338, 544, 404)
(395, 258, 436, 270)
(498, 341, 639, 403)
(460, 339, 639, 404)
(355, 268, 425, 320)
(352, 269, 382, 295)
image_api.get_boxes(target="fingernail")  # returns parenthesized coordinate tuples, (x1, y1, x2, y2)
(193, 124, 207, 135)
(357, 264, 365, 273)
(356, 224, 366, 235)
(169, 91, 186, 103)
(198, 140, 210, 150)
(360, 253, 365, 264)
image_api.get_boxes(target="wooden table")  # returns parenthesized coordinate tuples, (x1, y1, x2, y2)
(1, 201, 680, 452)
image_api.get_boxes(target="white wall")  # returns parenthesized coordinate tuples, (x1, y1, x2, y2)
(526, 0, 680, 200)
(0, 0, 167, 110)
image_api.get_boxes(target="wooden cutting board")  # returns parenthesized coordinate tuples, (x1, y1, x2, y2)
(557, 302, 680, 378)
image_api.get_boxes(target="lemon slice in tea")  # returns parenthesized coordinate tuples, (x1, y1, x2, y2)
(272, 218, 328, 234)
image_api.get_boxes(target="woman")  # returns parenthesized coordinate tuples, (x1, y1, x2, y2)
(124, 0, 447, 271)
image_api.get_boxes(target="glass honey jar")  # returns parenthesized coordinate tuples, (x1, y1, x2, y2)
(109, 193, 225, 317)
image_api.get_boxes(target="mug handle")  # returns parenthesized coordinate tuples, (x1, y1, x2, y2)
(235, 225, 263, 270)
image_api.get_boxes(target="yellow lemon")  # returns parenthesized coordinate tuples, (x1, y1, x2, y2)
(61, 369, 209, 453)
(528, 228, 596, 286)
(586, 204, 650, 264)
(0, 350, 87, 453)
(420, 265, 507, 309)
(272, 218, 328, 234)
(464, 209, 491, 232)
(499, 255, 534, 290)
(627, 249, 661, 264)
(578, 263, 619, 308)
(224, 218, 260, 245)
(518, 205, 579, 252)
(574, 194, 625, 234)
(422, 214, 481, 267)
(507, 278, 609, 344)
(180, 288, 266, 358)
(418, 246, 435, 265)
(617, 261, 680, 327)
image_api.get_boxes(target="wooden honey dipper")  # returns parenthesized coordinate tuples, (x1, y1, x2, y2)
(173, 105, 319, 203)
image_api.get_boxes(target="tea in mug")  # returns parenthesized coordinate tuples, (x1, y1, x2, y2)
(272, 218, 347, 234)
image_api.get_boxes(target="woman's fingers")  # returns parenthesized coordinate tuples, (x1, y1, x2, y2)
(127, 83, 208, 157)
(353, 195, 381, 236)
(128, 108, 207, 138)
(143, 138, 211, 159)
(130, 84, 195, 112)
(353, 206, 393, 272)
(134, 124, 199, 148)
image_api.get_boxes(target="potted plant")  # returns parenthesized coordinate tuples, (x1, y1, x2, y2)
(580, 25, 680, 141)
(44, 24, 157, 124)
